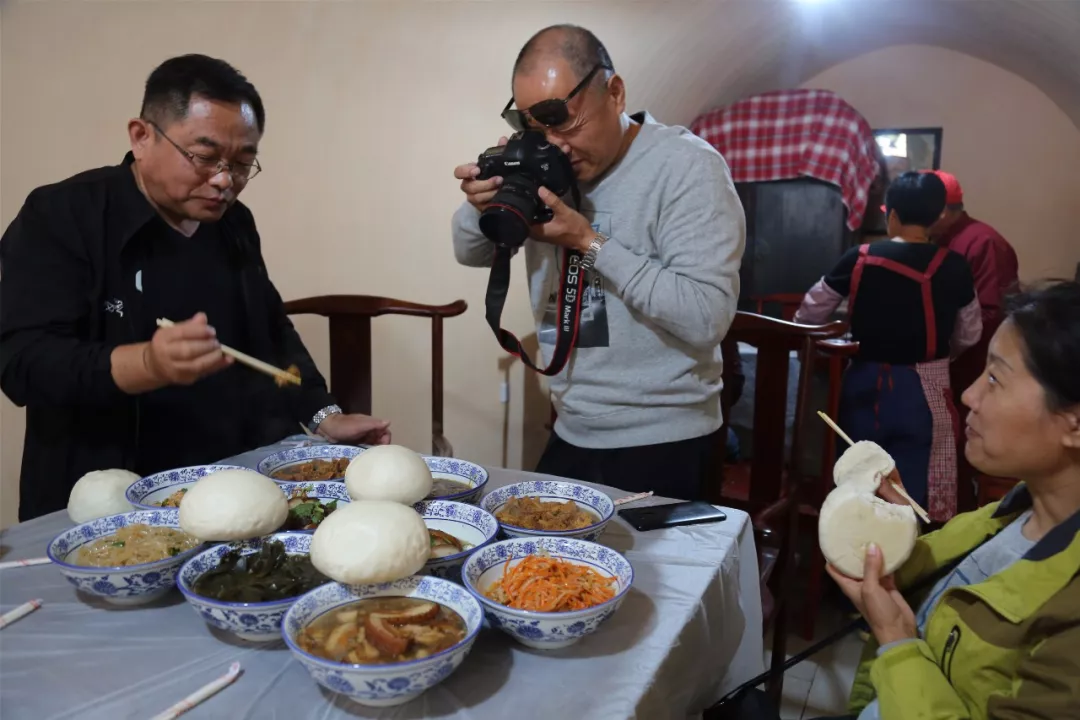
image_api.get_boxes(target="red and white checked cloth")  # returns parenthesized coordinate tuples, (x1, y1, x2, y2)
(916, 358, 959, 522)
(690, 89, 880, 231)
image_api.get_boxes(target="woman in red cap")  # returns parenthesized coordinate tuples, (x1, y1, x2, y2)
(795, 171, 982, 522)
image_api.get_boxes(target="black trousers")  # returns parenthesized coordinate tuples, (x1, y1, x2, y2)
(534, 429, 722, 501)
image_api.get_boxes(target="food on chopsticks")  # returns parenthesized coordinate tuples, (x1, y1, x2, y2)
(282, 488, 339, 531)
(345, 445, 433, 505)
(310, 501, 430, 584)
(427, 477, 472, 498)
(73, 524, 200, 567)
(274, 364, 302, 389)
(191, 539, 328, 603)
(296, 597, 466, 664)
(428, 529, 472, 559)
(67, 469, 139, 523)
(495, 496, 596, 531)
(156, 488, 188, 508)
(819, 440, 917, 579)
(270, 458, 351, 482)
(179, 469, 288, 542)
(484, 554, 616, 612)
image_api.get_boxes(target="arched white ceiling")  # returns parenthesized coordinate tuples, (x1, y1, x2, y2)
(666, 0, 1080, 128)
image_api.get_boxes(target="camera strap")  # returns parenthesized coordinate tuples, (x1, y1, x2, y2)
(484, 185, 585, 377)
(485, 246, 583, 376)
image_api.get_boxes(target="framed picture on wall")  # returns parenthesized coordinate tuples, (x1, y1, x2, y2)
(863, 127, 944, 234)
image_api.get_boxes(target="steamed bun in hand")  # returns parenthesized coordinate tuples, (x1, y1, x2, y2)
(309, 500, 430, 584)
(67, 469, 140, 524)
(345, 445, 433, 505)
(833, 441, 895, 491)
(179, 468, 288, 541)
(819, 441, 917, 579)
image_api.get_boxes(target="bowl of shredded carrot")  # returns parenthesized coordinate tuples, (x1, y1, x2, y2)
(462, 537, 633, 650)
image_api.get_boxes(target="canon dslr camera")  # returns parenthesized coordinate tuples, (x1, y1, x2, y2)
(475, 130, 575, 249)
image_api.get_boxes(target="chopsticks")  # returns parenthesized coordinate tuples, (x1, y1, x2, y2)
(614, 491, 653, 506)
(156, 318, 300, 386)
(0, 557, 51, 570)
(151, 661, 242, 720)
(0, 599, 43, 629)
(816, 410, 932, 524)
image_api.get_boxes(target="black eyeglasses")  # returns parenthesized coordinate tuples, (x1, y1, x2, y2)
(501, 62, 614, 132)
(147, 120, 262, 182)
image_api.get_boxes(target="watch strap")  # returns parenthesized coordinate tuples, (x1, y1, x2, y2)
(580, 232, 608, 272)
(310, 404, 343, 430)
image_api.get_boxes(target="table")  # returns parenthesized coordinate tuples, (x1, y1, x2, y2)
(0, 440, 764, 720)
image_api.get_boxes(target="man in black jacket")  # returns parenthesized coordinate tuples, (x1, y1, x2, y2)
(1, 54, 391, 521)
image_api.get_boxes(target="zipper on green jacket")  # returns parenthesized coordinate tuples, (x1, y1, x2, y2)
(940, 625, 961, 682)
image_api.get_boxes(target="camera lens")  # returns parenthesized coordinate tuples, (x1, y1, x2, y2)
(478, 176, 541, 249)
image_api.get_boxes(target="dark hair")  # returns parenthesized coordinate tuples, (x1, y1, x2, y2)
(513, 25, 614, 88)
(1005, 280, 1080, 411)
(885, 171, 947, 227)
(140, 54, 265, 134)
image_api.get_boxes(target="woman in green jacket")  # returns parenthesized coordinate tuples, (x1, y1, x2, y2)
(824, 280, 1080, 720)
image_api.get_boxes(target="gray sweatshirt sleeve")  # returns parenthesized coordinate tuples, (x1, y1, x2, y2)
(451, 202, 496, 268)
(593, 151, 745, 348)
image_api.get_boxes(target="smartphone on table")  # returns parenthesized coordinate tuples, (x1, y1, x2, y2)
(618, 501, 727, 532)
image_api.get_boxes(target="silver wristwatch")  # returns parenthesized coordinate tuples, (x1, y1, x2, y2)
(310, 404, 343, 430)
(580, 231, 609, 272)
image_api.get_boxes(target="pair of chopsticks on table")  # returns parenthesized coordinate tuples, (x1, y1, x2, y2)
(155, 318, 301, 387)
(816, 410, 932, 524)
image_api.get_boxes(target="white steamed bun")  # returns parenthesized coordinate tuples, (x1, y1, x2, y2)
(820, 441, 916, 579)
(67, 469, 139, 524)
(833, 440, 896, 492)
(345, 444, 433, 505)
(310, 500, 430, 585)
(179, 468, 287, 541)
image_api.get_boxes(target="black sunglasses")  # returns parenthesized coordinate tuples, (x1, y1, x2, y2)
(501, 62, 614, 132)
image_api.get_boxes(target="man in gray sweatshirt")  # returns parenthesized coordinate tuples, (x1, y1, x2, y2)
(451, 25, 745, 500)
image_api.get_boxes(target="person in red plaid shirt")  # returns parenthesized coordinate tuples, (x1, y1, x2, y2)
(928, 170, 1020, 511)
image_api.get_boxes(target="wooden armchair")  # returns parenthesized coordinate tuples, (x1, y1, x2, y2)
(708, 312, 847, 706)
(283, 295, 467, 456)
(751, 293, 807, 322)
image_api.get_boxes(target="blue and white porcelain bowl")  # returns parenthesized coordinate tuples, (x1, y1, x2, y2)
(414, 500, 499, 581)
(177, 532, 322, 642)
(125, 464, 249, 509)
(480, 480, 615, 542)
(277, 482, 352, 533)
(423, 457, 489, 505)
(282, 575, 483, 707)
(46, 509, 206, 606)
(462, 537, 633, 650)
(257, 445, 363, 482)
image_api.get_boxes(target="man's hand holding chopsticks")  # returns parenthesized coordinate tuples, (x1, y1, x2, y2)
(111, 313, 232, 394)
(144, 313, 233, 385)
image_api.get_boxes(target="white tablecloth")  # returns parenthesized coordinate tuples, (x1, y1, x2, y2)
(0, 440, 764, 720)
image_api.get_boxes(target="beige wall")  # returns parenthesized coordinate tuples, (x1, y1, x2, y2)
(803, 45, 1080, 281)
(2, 4, 1078, 527)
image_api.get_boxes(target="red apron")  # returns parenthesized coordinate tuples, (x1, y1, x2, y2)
(849, 243, 959, 522)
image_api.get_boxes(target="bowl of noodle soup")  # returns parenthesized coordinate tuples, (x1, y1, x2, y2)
(47, 509, 206, 606)
(461, 537, 633, 650)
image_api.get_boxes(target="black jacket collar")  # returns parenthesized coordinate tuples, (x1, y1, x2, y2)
(111, 153, 159, 253)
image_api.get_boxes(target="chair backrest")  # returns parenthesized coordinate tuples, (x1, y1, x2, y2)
(716, 312, 847, 507)
(283, 295, 467, 456)
(751, 293, 806, 322)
